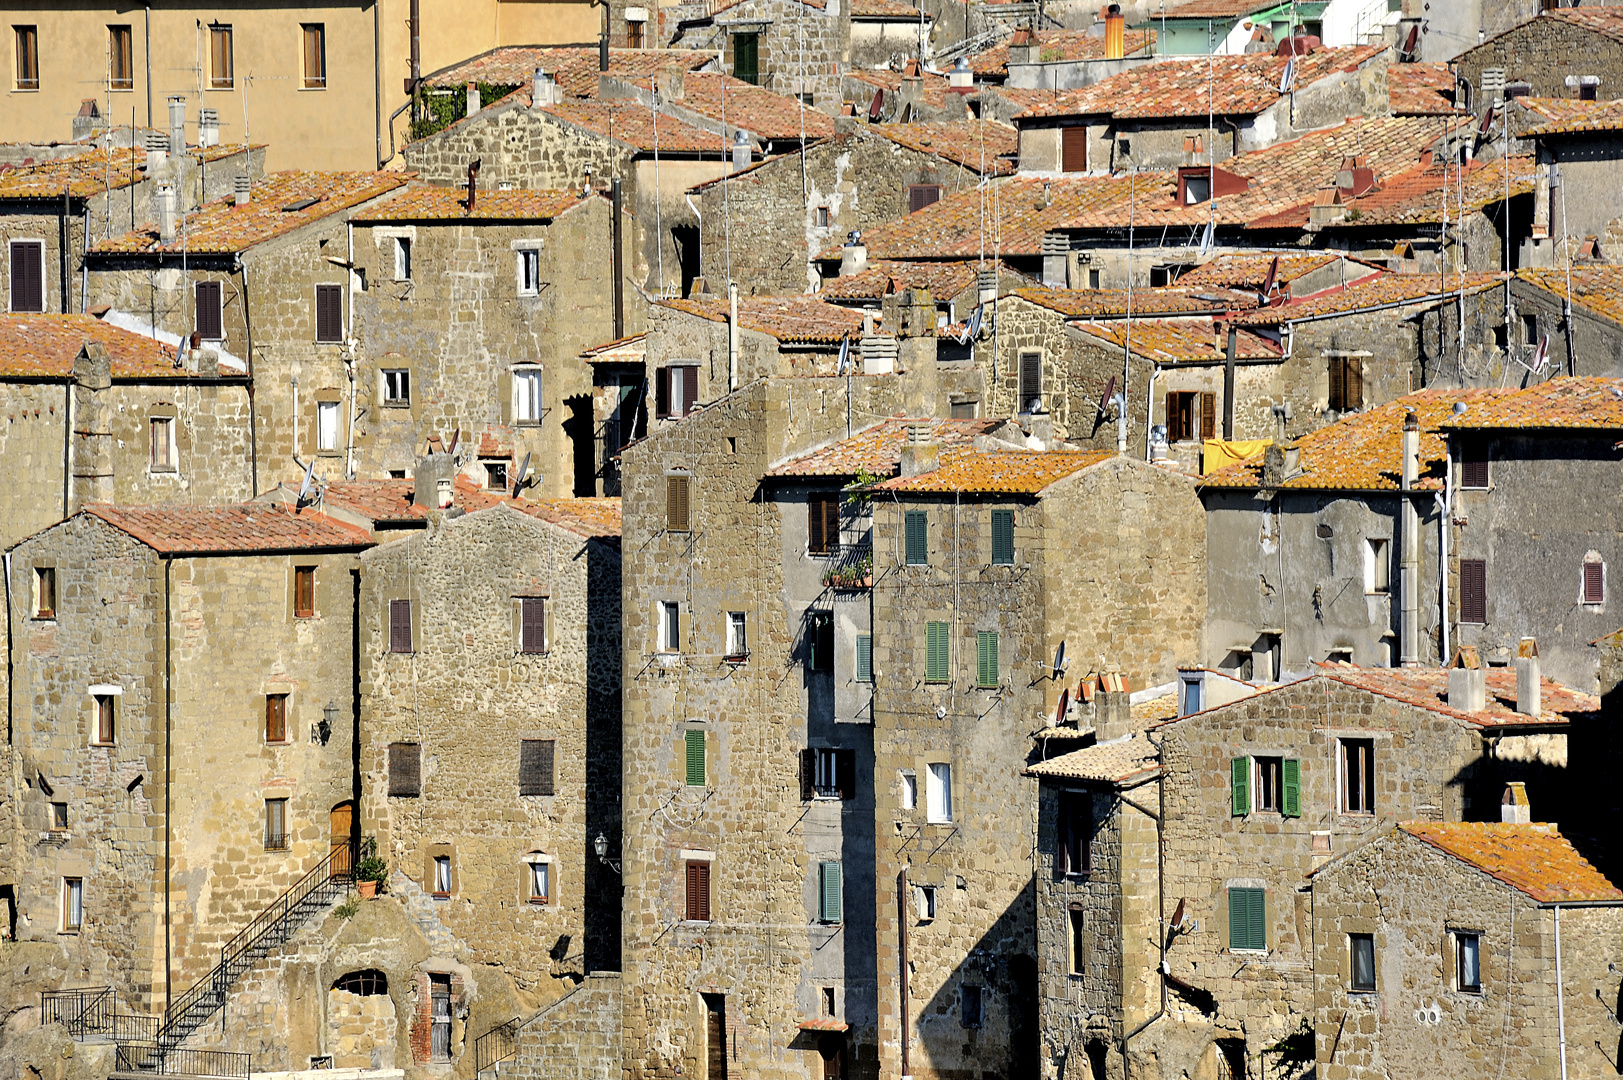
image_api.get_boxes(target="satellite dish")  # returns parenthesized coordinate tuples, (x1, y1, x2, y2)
(1052, 641, 1067, 680)
(512, 452, 532, 497)
(935, 705, 947, 720)
(446, 429, 460, 457)
(1096, 376, 1116, 418)
(296, 458, 316, 505)
(1171, 897, 1186, 929)
(1054, 687, 1069, 727)
(837, 335, 850, 375)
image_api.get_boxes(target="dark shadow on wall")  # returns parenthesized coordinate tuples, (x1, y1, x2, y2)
(584, 537, 623, 973)
(565, 394, 597, 497)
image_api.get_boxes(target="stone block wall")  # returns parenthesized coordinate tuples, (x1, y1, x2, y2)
(508, 972, 622, 1080)
(1456, 16, 1623, 103)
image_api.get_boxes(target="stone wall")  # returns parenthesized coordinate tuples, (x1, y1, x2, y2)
(507, 972, 623, 1080)
(1456, 14, 1623, 103)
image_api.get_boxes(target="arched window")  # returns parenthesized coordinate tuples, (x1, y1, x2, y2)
(333, 969, 388, 996)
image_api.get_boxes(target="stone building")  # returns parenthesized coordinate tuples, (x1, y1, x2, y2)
(1025, 664, 1591, 1080)
(0, 315, 255, 549)
(347, 185, 620, 497)
(664, 0, 848, 105)
(1310, 822, 1623, 1080)
(967, 26, 1156, 93)
(1454, 7, 1623, 108)
(1510, 267, 1623, 378)
(692, 120, 1016, 295)
(1517, 102, 1623, 272)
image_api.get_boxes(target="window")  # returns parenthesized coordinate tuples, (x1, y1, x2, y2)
(732, 31, 758, 84)
(314, 283, 342, 342)
(703, 994, 727, 1080)
(293, 566, 315, 618)
(483, 460, 506, 490)
(905, 511, 928, 565)
(815, 205, 829, 228)
(991, 510, 1014, 565)
(333, 970, 387, 995)
(1061, 125, 1087, 172)
(389, 599, 412, 653)
(34, 566, 55, 619)
(1339, 738, 1374, 814)
(1167, 391, 1215, 443)
(818, 861, 843, 923)
(1583, 560, 1604, 605)
(685, 860, 711, 920)
(1254, 756, 1282, 813)
(1228, 887, 1265, 951)
(387, 741, 421, 797)
(1365, 538, 1390, 594)
(661, 602, 682, 654)
(528, 859, 550, 904)
(807, 612, 834, 671)
(726, 612, 748, 660)
(520, 597, 546, 654)
(1058, 791, 1091, 875)
(1521, 312, 1538, 346)
(51, 802, 68, 830)
(391, 236, 411, 281)
(925, 621, 949, 683)
(1460, 559, 1487, 623)
(1349, 933, 1376, 992)
(1183, 174, 1210, 204)
(195, 280, 223, 340)
(666, 473, 691, 532)
(149, 417, 175, 470)
(656, 364, 699, 418)
(1019, 350, 1042, 412)
(301, 24, 326, 89)
(1088, 267, 1101, 288)
(432, 855, 452, 896)
(61, 878, 83, 932)
(513, 368, 542, 424)
(316, 400, 340, 452)
(960, 986, 983, 1028)
(685, 728, 706, 787)
(855, 634, 872, 681)
(265, 693, 288, 742)
(1328, 356, 1363, 412)
(1460, 446, 1489, 489)
(14, 26, 38, 90)
(11, 240, 44, 312)
(907, 185, 942, 213)
(926, 762, 952, 823)
(1455, 932, 1481, 992)
(916, 884, 936, 920)
(803, 747, 854, 800)
(94, 694, 115, 745)
(265, 798, 288, 850)
(899, 770, 917, 811)
(517, 249, 540, 295)
(808, 493, 841, 554)
(209, 24, 233, 88)
(626, 18, 645, 48)
(1068, 908, 1086, 973)
(519, 738, 556, 795)
(105, 25, 135, 91)
(975, 631, 999, 688)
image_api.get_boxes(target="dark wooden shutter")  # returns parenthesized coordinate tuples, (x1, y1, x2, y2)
(800, 748, 816, 801)
(687, 861, 711, 920)
(388, 742, 421, 797)
(1585, 561, 1605, 604)
(196, 280, 223, 340)
(519, 738, 555, 796)
(655, 366, 671, 417)
(991, 510, 1014, 565)
(837, 749, 856, 800)
(823, 495, 841, 555)
(682, 365, 699, 416)
(1061, 126, 1087, 173)
(265, 695, 286, 742)
(295, 567, 314, 617)
(905, 511, 927, 565)
(11, 241, 43, 313)
(521, 597, 546, 653)
(1461, 447, 1489, 488)
(1328, 357, 1345, 411)
(1019, 351, 1041, 407)
(667, 474, 690, 531)
(1346, 359, 1363, 409)
(808, 494, 828, 553)
(389, 599, 412, 652)
(1199, 392, 1216, 441)
(908, 185, 941, 213)
(315, 284, 342, 342)
(1460, 559, 1487, 623)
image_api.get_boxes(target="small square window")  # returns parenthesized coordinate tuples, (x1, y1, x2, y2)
(50, 802, 68, 830)
(264, 798, 288, 850)
(381, 369, 410, 407)
(815, 205, 829, 228)
(393, 237, 412, 281)
(726, 612, 748, 660)
(517, 249, 541, 296)
(1456, 932, 1481, 993)
(150, 417, 175, 471)
(433, 854, 452, 896)
(34, 566, 55, 619)
(484, 460, 508, 490)
(61, 878, 83, 931)
(1349, 933, 1375, 992)
(94, 694, 115, 745)
(916, 884, 936, 921)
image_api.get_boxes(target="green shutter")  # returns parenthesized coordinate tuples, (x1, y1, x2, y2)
(819, 861, 842, 923)
(976, 631, 998, 688)
(856, 634, 873, 682)
(905, 511, 928, 565)
(926, 621, 949, 682)
(991, 510, 1014, 565)
(685, 729, 706, 787)
(1249, 889, 1266, 950)
(1281, 758, 1301, 818)
(1231, 757, 1250, 816)
(1228, 887, 1265, 951)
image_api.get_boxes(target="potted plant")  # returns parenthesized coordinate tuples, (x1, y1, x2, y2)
(355, 843, 388, 899)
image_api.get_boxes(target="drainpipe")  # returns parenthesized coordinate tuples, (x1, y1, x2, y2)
(345, 223, 356, 479)
(1555, 904, 1569, 1080)
(373, 1, 383, 171)
(163, 555, 173, 1016)
(1143, 364, 1160, 462)
(1222, 320, 1237, 440)
(409, 0, 421, 128)
(1439, 430, 1454, 662)
(59, 187, 70, 313)
(3, 552, 12, 745)
(62, 383, 73, 520)
(292, 373, 301, 466)
(144, 6, 153, 128)
(728, 282, 739, 392)
(611, 179, 625, 339)
(1399, 407, 1420, 667)
(239, 259, 259, 496)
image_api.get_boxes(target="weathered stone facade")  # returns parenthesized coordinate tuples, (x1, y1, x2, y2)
(1455, 10, 1623, 105)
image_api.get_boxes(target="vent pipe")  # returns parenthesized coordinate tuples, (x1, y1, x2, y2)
(233, 175, 252, 206)
(1399, 407, 1420, 666)
(154, 184, 177, 242)
(1104, 4, 1125, 59)
(145, 131, 168, 173)
(167, 95, 186, 157)
(731, 129, 753, 172)
(1516, 637, 1541, 717)
(198, 107, 219, 148)
(466, 81, 480, 118)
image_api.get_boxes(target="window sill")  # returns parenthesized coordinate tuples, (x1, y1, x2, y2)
(380, 401, 411, 409)
(295, 611, 317, 620)
(528, 898, 549, 906)
(431, 892, 451, 900)
(682, 918, 711, 926)
(90, 741, 116, 749)
(513, 420, 542, 428)
(316, 450, 343, 458)
(150, 466, 178, 474)
(32, 613, 54, 621)
(58, 928, 81, 935)
(265, 740, 291, 747)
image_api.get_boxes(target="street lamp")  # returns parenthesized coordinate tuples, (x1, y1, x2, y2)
(594, 833, 620, 874)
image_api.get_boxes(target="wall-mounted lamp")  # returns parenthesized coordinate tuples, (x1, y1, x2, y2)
(593, 833, 621, 874)
(312, 702, 337, 746)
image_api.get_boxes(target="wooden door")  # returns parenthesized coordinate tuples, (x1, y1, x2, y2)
(330, 802, 353, 870)
(703, 994, 726, 1080)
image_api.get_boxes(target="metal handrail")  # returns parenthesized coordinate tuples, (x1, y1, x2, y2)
(116, 1043, 251, 1078)
(474, 1016, 522, 1074)
(42, 986, 113, 1034)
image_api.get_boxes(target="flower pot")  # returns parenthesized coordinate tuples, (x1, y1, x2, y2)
(357, 880, 378, 899)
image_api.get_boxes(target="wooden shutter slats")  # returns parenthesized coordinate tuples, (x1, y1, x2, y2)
(1061, 126, 1087, 173)
(11, 242, 43, 313)
(1460, 559, 1487, 623)
(799, 748, 816, 802)
(522, 597, 546, 653)
(1585, 561, 1604, 604)
(315, 284, 342, 342)
(519, 738, 555, 796)
(389, 599, 412, 653)
(1231, 756, 1250, 815)
(686, 861, 711, 921)
(685, 729, 706, 787)
(196, 280, 223, 340)
(1328, 356, 1345, 411)
(905, 511, 927, 565)
(667, 475, 690, 532)
(1346, 359, 1363, 410)
(1199, 392, 1216, 441)
(682, 366, 699, 416)
(926, 621, 948, 682)
(991, 510, 1014, 565)
(1281, 758, 1300, 818)
(388, 741, 421, 797)
(1019, 352, 1041, 407)
(856, 634, 872, 681)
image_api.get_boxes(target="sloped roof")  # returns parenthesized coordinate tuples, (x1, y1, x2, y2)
(1400, 823, 1623, 903)
(581, 333, 648, 363)
(1157, 0, 1280, 17)
(1235, 271, 1505, 326)
(820, 259, 1021, 303)
(1316, 665, 1597, 730)
(627, 73, 836, 140)
(1025, 733, 1161, 784)
(0, 144, 254, 199)
(1247, 155, 1535, 232)
(91, 171, 411, 254)
(767, 417, 1005, 477)
(422, 46, 712, 96)
(847, 68, 958, 111)
(350, 185, 592, 222)
(1518, 266, 1623, 328)
(968, 27, 1156, 77)
(850, 0, 926, 17)
(297, 477, 622, 537)
(1520, 96, 1623, 138)
(871, 444, 1114, 493)
(1388, 62, 1463, 116)
(1173, 252, 1351, 290)
(1440, 376, 1623, 431)
(869, 121, 1017, 175)
(1068, 318, 1282, 362)
(85, 502, 374, 553)
(659, 293, 865, 344)
(1010, 285, 1258, 317)
(542, 100, 726, 153)
(0, 314, 183, 377)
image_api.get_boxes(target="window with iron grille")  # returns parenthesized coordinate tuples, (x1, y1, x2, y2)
(519, 739, 555, 796)
(388, 742, 421, 797)
(264, 798, 288, 850)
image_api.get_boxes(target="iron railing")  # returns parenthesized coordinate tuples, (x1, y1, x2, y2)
(474, 1016, 522, 1075)
(263, 832, 288, 852)
(116, 1044, 251, 1078)
(822, 536, 873, 589)
(42, 988, 160, 1043)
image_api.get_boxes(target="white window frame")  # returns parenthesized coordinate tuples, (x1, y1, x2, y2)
(899, 770, 917, 811)
(916, 884, 936, 921)
(726, 611, 747, 659)
(813, 748, 840, 799)
(926, 762, 953, 823)
(527, 856, 552, 905)
(393, 236, 411, 281)
(149, 415, 176, 472)
(381, 368, 410, 407)
(659, 601, 681, 654)
(315, 400, 340, 452)
(433, 855, 452, 895)
(516, 248, 541, 296)
(513, 366, 543, 425)
(61, 877, 83, 932)
(1364, 537, 1390, 595)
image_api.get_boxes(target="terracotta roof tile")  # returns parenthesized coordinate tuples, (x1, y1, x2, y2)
(1174, 252, 1378, 290)
(850, 0, 925, 17)
(1248, 155, 1535, 231)
(1158, 0, 1279, 16)
(297, 477, 622, 537)
(0, 144, 254, 199)
(968, 28, 1156, 76)
(1541, 5, 1623, 46)
(847, 68, 958, 111)
(1518, 266, 1623, 327)
(1399, 823, 1623, 903)
(1388, 62, 1463, 116)
(869, 121, 1017, 174)
(1013, 285, 1257, 317)
(0, 314, 183, 377)
(423, 46, 712, 97)
(1440, 376, 1623, 431)
(350, 185, 592, 222)
(710, 0, 824, 15)
(541, 100, 725, 153)
(1068, 318, 1282, 362)
(1200, 386, 1515, 492)
(820, 259, 1027, 303)
(85, 502, 375, 553)
(1025, 733, 1161, 783)
(1516, 96, 1623, 140)
(1235, 271, 1505, 325)
(659, 293, 865, 344)
(299, 480, 425, 524)
(768, 417, 1005, 476)
(873, 444, 1114, 493)
(90, 171, 411, 254)
(1318, 665, 1596, 730)
(581, 332, 648, 362)
(627, 73, 836, 140)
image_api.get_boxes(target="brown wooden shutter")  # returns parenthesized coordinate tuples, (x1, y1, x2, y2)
(686, 861, 711, 920)
(1584, 561, 1604, 604)
(521, 597, 546, 653)
(265, 695, 286, 742)
(1460, 559, 1487, 623)
(196, 280, 223, 340)
(667, 475, 690, 531)
(808, 495, 826, 554)
(800, 748, 816, 801)
(1346, 358, 1363, 409)
(824, 496, 840, 555)
(837, 749, 856, 800)
(388, 741, 421, 796)
(1061, 126, 1087, 173)
(11, 242, 43, 313)
(295, 567, 315, 617)
(1020, 351, 1041, 407)
(1328, 356, 1345, 411)
(907, 185, 941, 213)
(1462, 448, 1489, 488)
(315, 284, 342, 342)
(682, 365, 699, 415)
(389, 599, 412, 653)
(1199, 393, 1216, 441)
(519, 738, 555, 796)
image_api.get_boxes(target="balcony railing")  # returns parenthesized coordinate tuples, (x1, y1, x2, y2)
(116, 1044, 252, 1078)
(474, 1016, 522, 1075)
(263, 832, 288, 852)
(822, 536, 873, 589)
(41, 988, 160, 1043)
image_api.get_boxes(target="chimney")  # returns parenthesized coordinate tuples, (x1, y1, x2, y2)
(70, 343, 115, 511)
(466, 81, 480, 118)
(233, 174, 252, 206)
(1260, 403, 1298, 484)
(412, 453, 458, 508)
(655, 66, 685, 102)
(72, 99, 107, 141)
(167, 95, 186, 155)
(1400, 406, 1420, 490)
(731, 130, 753, 172)
(154, 184, 177, 242)
(1095, 668, 1131, 740)
(948, 56, 973, 89)
(145, 131, 168, 173)
(899, 423, 939, 477)
(1516, 637, 1541, 717)
(1500, 781, 1531, 824)
(1104, 3, 1125, 59)
(531, 67, 562, 107)
(839, 230, 868, 277)
(465, 158, 481, 215)
(198, 107, 219, 148)
(1447, 647, 1486, 712)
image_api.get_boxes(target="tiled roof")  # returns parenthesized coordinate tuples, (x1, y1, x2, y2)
(869, 121, 1017, 175)
(1545, 5, 1623, 43)
(1318, 665, 1597, 730)
(1025, 733, 1161, 784)
(1521, 96, 1623, 137)
(1158, 0, 1279, 16)
(1235, 271, 1505, 326)
(1017, 45, 1386, 120)
(659, 293, 865, 344)
(820, 259, 1015, 303)
(1518, 266, 1623, 328)
(1200, 386, 1514, 492)
(542, 100, 725, 153)
(1174, 252, 1374, 291)
(1067, 318, 1282, 362)
(850, 0, 925, 17)
(1388, 62, 1463, 116)
(581, 332, 648, 362)
(423, 46, 712, 97)
(848, 68, 957, 111)
(767, 417, 1004, 476)
(296, 477, 622, 536)
(967, 28, 1156, 76)
(299, 480, 425, 525)
(709, 0, 825, 16)
(350, 185, 591, 222)
(872, 444, 1114, 493)
(628, 73, 836, 140)
(0, 144, 253, 199)
(1400, 823, 1623, 903)
(85, 502, 374, 553)
(0, 314, 183, 377)
(1012, 285, 1257, 317)
(1247, 155, 1536, 231)
(1440, 376, 1623, 431)
(90, 171, 411, 254)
